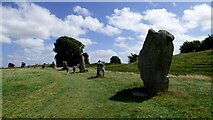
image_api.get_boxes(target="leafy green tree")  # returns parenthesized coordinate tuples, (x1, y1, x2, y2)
(128, 53, 139, 63)
(83, 53, 90, 64)
(180, 35, 213, 53)
(54, 36, 84, 67)
(110, 56, 121, 64)
(200, 35, 213, 51)
(180, 40, 201, 53)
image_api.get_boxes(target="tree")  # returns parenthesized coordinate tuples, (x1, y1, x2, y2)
(179, 35, 213, 53)
(128, 53, 139, 63)
(54, 36, 84, 67)
(180, 40, 201, 53)
(110, 56, 121, 64)
(200, 35, 213, 51)
(83, 53, 90, 64)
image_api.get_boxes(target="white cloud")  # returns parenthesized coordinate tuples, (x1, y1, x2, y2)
(116, 36, 133, 41)
(116, 36, 127, 42)
(8, 44, 56, 66)
(182, 4, 211, 31)
(14, 38, 45, 51)
(77, 37, 96, 46)
(107, 7, 149, 34)
(66, 15, 104, 32)
(2, 3, 102, 66)
(101, 25, 122, 36)
(73, 6, 92, 17)
(0, 35, 11, 44)
(143, 8, 186, 34)
(2, 3, 102, 42)
(88, 49, 118, 63)
(2, 3, 211, 66)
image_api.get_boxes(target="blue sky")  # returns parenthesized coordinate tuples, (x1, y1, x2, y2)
(1, 2, 211, 67)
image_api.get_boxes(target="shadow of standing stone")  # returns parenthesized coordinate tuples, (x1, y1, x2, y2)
(109, 87, 152, 103)
(138, 29, 174, 95)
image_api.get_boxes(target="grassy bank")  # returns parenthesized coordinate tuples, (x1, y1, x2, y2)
(105, 50, 213, 76)
(2, 68, 212, 118)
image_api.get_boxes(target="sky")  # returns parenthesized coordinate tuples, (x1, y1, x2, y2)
(0, 1, 211, 67)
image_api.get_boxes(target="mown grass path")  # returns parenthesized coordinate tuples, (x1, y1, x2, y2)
(2, 68, 212, 118)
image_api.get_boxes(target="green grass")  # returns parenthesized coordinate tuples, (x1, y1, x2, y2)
(2, 68, 212, 118)
(105, 50, 213, 76)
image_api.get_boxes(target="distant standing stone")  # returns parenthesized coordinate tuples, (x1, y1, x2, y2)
(62, 61, 67, 70)
(8, 63, 15, 68)
(79, 55, 86, 72)
(138, 29, 174, 95)
(72, 66, 76, 73)
(50, 62, 56, 69)
(21, 62, 26, 68)
(42, 63, 46, 69)
(97, 60, 105, 77)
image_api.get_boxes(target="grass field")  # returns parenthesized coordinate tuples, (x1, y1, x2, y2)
(105, 50, 213, 76)
(2, 67, 212, 118)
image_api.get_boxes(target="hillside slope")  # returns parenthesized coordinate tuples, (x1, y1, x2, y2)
(2, 68, 212, 118)
(105, 50, 212, 76)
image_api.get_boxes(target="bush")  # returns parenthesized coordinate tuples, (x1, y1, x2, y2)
(110, 56, 121, 64)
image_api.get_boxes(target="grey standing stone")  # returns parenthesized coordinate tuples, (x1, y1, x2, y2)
(21, 62, 26, 68)
(138, 29, 174, 95)
(8, 63, 15, 68)
(79, 55, 86, 72)
(42, 63, 46, 69)
(62, 61, 67, 70)
(97, 60, 105, 77)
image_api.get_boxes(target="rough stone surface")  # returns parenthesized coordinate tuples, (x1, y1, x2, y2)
(138, 29, 174, 95)
(62, 61, 67, 70)
(21, 62, 26, 68)
(97, 60, 105, 77)
(50, 62, 56, 69)
(79, 55, 86, 72)
(8, 63, 15, 68)
(42, 63, 46, 69)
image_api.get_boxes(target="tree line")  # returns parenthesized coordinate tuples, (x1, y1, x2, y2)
(179, 35, 213, 53)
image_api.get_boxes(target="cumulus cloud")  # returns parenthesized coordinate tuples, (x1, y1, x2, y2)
(182, 4, 211, 31)
(8, 44, 56, 66)
(14, 38, 45, 51)
(108, 4, 210, 61)
(107, 8, 149, 34)
(88, 49, 118, 63)
(0, 35, 11, 44)
(2, 3, 211, 65)
(77, 37, 96, 46)
(101, 25, 122, 36)
(143, 8, 186, 34)
(1, 3, 104, 43)
(73, 6, 92, 17)
(1, 3, 103, 65)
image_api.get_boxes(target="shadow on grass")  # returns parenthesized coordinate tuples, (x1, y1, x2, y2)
(109, 87, 153, 103)
(88, 76, 105, 79)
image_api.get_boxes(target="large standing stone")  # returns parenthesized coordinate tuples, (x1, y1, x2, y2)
(8, 63, 15, 68)
(97, 60, 105, 77)
(79, 55, 86, 72)
(42, 63, 46, 69)
(50, 62, 56, 69)
(62, 61, 67, 70)
(21, 62, 26, 68)
(138, 29, 174, 95)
